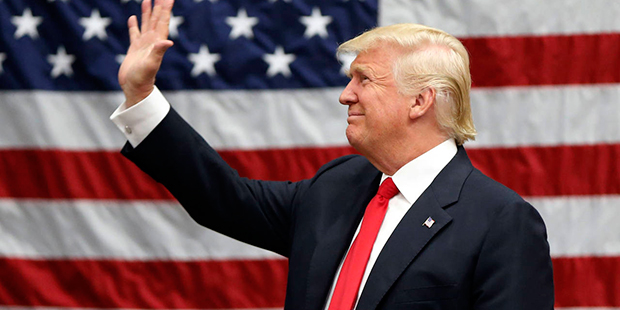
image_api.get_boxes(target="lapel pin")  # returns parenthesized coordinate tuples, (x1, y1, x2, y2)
(423, 216, 435, 228)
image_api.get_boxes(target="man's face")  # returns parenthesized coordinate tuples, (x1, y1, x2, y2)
(339, 45, 413, 154)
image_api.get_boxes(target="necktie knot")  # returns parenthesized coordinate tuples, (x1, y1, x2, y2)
(377, 177, 399, 199)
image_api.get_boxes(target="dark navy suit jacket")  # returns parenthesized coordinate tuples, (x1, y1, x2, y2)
(123, 108, 554, 310)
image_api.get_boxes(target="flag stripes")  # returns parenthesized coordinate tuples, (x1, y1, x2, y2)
(0, 258, 288, 309)
(0, 199, 280, 260)
(0, 197, 618, 259)
(464, 33, 620, 87)
(2, 83, 619, 150)
(554, 256, 620, 308)
(0, 256, 618, 308)
(1, 144, 618, 199)
(380, 0, 620, 36)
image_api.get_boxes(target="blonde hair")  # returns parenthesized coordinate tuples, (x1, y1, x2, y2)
(338, 23, 476, 145)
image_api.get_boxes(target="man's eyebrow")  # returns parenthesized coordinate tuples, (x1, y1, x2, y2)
(347, 64, 374, 78)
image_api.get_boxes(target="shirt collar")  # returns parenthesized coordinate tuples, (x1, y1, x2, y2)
(380, 139, 458, 205)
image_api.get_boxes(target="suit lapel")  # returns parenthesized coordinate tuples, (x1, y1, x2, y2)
(356, 146, 473, 310)
(304, 171, 381, 310)
(356, 189, 452, 309)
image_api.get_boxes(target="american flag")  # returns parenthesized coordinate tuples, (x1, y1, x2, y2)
(0, 0, 618, 309)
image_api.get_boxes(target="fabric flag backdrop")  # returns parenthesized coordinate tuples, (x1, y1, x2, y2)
(0, 0, 618, 308)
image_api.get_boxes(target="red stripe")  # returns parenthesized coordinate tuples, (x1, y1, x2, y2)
(0, 143, 618, 199)
(0, 256, 616, 308)
(0, 149, 175, 200)
(0, 257, 288, 309)
(553, 256, 620, 307)
(0, 147, 354, 200)
(463, 33, 620, 87)
(468, 143, 620, 197)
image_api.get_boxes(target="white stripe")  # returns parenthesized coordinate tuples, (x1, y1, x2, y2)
(469, 84, 620, 148)
(380, 0, 620, 37)
(0, 199, 281, 260)
(0, 196, 618, 259)
(0, 89, 346, 150)
(1, 85, 619, 150)
(529, 195, 620, 257)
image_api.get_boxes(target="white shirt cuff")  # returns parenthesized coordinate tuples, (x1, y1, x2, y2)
(110, 86, 171, 147)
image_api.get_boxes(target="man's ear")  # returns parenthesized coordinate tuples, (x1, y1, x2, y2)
(409, 88, 436, 120)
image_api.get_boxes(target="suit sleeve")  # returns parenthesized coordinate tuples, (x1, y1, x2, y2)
(472, 200, 555, 309)
(122, 107, 307, 257)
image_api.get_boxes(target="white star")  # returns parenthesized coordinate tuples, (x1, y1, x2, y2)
(11, 8, 43, 39)
(169, 13, 184, 38)
(337, 52, 356, 75)
(115, 54, 126, 64)
(47, 46, 76, 78)
(79, 9, 112, 41)
(0, 53, 6, 74)
(299, 7, 332, 39)
(188, 45, 221, 77)
(225, 8, 259, 40)
(263, 46, 296, 78)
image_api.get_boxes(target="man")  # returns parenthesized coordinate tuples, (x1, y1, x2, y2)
(111, 0, 554, 309)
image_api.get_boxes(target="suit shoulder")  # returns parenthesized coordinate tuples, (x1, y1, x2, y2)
(461, 168, 528, 207)
(314, 154, 371, 176)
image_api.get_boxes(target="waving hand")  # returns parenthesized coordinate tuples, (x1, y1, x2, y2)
(118, 0, 175, 107)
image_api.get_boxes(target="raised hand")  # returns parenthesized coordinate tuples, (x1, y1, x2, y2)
(118, 0, 174, 107)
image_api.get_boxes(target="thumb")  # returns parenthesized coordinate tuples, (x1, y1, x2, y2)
(150, 40, 174, 62)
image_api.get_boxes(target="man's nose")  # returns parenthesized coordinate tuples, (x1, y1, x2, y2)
(339, 81, 357, 106)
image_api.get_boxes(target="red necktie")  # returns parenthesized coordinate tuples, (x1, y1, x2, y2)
(328, 177, 400, 310)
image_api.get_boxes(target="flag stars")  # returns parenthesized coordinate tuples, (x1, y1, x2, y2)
(79, 9, 112, 41)
(263, 46, 296, 78)
(337, 52, 356, 76)
(47, 46, 76, 78)
(11, 8, 43, 39)
(169, 13, 184, 38)
(225, 8, 259, 40)
(188, 45, 221, 77)
(0, 53, 6, 74)
(115, 54, 126, 65)
(299, 7, 332, 38)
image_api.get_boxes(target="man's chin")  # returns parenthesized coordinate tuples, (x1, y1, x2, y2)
(345, 129, 363, 151)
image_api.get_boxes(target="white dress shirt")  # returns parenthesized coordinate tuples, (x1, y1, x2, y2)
(110, 88, 458, 309)
(110, 87, 170, 147)
(323, 138, 457, 309)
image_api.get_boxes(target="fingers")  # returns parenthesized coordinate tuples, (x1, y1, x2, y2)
(155, 0, 172, 37)
(141, 0, 152, 33)
(163, 0, 175, 11)
(127, 15, 140, 44)
(150, 1, 162, 31)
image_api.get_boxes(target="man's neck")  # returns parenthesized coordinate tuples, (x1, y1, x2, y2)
(365, 135, 451, 175)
